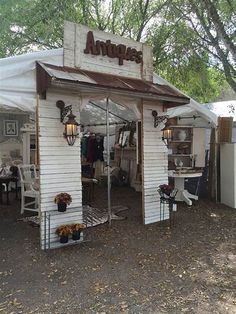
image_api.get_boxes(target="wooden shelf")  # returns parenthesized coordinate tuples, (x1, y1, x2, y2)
(115, 146, 136, 151)
(169, 140, 191, 143)
(169, 125, 193, 128)
(169, 154, 192, 157)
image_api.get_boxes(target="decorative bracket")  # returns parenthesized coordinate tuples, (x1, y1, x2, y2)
(152, 110, 168, 128)
(56, 100, 72, 122)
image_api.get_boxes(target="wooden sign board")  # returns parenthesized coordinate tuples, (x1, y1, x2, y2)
(63, 21, 153, 81)
(218, 116, 233, 143)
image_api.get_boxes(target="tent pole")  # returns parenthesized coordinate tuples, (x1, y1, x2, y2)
(106, 97, 112, 226)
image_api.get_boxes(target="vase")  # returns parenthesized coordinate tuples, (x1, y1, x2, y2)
(72, 231, 81, 241)
(178, 130, 187, 141)
(59, 235, 68, 243)
(58, 202, 67, 212)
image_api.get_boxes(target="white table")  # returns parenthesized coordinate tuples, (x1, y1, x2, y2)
(168, 171, 202, 206)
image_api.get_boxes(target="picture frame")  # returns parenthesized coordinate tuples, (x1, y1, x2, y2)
(121, 131, 129, 147)
(4, 120, 18, 136)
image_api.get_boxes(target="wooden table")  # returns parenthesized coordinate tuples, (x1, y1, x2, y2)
(168, 171, 202, 206)
(0, 176, 18, 205)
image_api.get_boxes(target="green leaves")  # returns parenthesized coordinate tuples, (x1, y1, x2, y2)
(0, 0, 234, 100)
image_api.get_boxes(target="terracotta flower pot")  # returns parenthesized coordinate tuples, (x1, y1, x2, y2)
(58, 202, 67, 212)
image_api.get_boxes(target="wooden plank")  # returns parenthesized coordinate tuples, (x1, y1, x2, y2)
(40, 173, 82, 180)
(142, 102, 168, 225)
(63, 22, 153, 80)
(40, 185, 82, 194)
(40, 168, 81, 175)
(38, 96, 83, 249)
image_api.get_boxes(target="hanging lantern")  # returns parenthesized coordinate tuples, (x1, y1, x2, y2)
(162, 126, 173, 145)
(64, 111, 79, 146)
(56, 100, 80, 146)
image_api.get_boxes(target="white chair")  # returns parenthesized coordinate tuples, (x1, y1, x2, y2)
(18, 164, 39, 214)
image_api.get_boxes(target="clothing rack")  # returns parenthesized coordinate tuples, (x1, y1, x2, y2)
(82, 121, 127, 127)
(178, 115, 201, 120)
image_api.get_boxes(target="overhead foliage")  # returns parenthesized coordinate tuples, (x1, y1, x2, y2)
(164, 0, 236, 93)
(0, 0, 235, 101)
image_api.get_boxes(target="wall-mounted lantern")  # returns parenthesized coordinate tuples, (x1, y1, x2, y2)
(162, 126, 173, 146)
(56, 100, 80, 146)
(152, 110, 168, 128)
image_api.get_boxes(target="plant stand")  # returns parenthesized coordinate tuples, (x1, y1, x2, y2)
(42, 207, 91, 250)
(159, 196, 177, 228)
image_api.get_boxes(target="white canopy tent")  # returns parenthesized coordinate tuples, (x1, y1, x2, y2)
(0, 48, 219, 236)
(0, 49, 139, 136)
(154, 74, 218, 127)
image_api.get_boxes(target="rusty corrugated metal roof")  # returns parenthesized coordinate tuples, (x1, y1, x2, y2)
(36, 62, 190, 104)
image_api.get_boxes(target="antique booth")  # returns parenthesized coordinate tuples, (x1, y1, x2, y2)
(1, 22, 193, 249)
(35, 22, 190, 249)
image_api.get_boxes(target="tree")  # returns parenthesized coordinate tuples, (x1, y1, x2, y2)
(0, 0, 171, 56)
(168, 0, 236, 92)
(0, 0, 232, 101)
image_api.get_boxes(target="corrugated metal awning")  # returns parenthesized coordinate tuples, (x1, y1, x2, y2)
(36, 62, 190, 104)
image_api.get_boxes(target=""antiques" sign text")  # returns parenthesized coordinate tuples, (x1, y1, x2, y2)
(84, 31, 143, 66)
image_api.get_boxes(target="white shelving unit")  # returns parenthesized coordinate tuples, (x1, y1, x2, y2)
(168, 126, 193, 168)
(168, 125, 206, 168)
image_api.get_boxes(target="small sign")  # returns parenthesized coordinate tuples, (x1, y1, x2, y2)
(4, 120, 18, 136)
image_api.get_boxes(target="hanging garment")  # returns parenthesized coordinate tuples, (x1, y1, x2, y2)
(94, 136, 104, 162)
(94, 160, 104, 179)
(81, 136, 88, 158)
(87, 136, 96, 162)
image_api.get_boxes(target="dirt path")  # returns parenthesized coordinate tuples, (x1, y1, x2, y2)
(0, 188, 235, 313)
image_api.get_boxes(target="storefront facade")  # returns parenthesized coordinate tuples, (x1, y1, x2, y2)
(36, 22, 189, 249)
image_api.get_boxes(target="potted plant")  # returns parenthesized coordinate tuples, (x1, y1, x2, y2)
(54, 193, 72, 212)
(55, 225, 72, 243)
(71, 223, 85, 241)
(158, 184, 174, 197)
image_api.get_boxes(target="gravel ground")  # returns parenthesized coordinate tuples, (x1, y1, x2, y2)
(0, 186, 236, 314)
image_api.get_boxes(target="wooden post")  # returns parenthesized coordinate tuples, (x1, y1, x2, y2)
(106, 97, 111, 226)
(208, 128, 216, 200)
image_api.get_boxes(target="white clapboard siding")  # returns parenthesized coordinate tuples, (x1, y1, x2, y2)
(38, 95, 83, 249)
(142, 103, 169, 224)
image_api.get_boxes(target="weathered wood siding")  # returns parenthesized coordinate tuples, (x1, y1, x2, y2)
(64, 21, 153, 81)
(142, 102, 169, 224)
(38, 91, 82, 249)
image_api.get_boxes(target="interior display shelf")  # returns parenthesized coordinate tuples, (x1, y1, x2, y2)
(168, 154, 192, 156)
(169, 140, 191, 143)
(115, 146, 136, 150)
(169, 125, 193, 128)
(175, 166, 193, 169)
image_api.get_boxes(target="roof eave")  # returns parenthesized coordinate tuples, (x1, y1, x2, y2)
(50, 79, 189, 104)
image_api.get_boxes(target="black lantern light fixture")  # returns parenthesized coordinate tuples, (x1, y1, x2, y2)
(162, 125, 173, 146)
(56, 100, 80, 146)
(151, 110, 172, 145)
